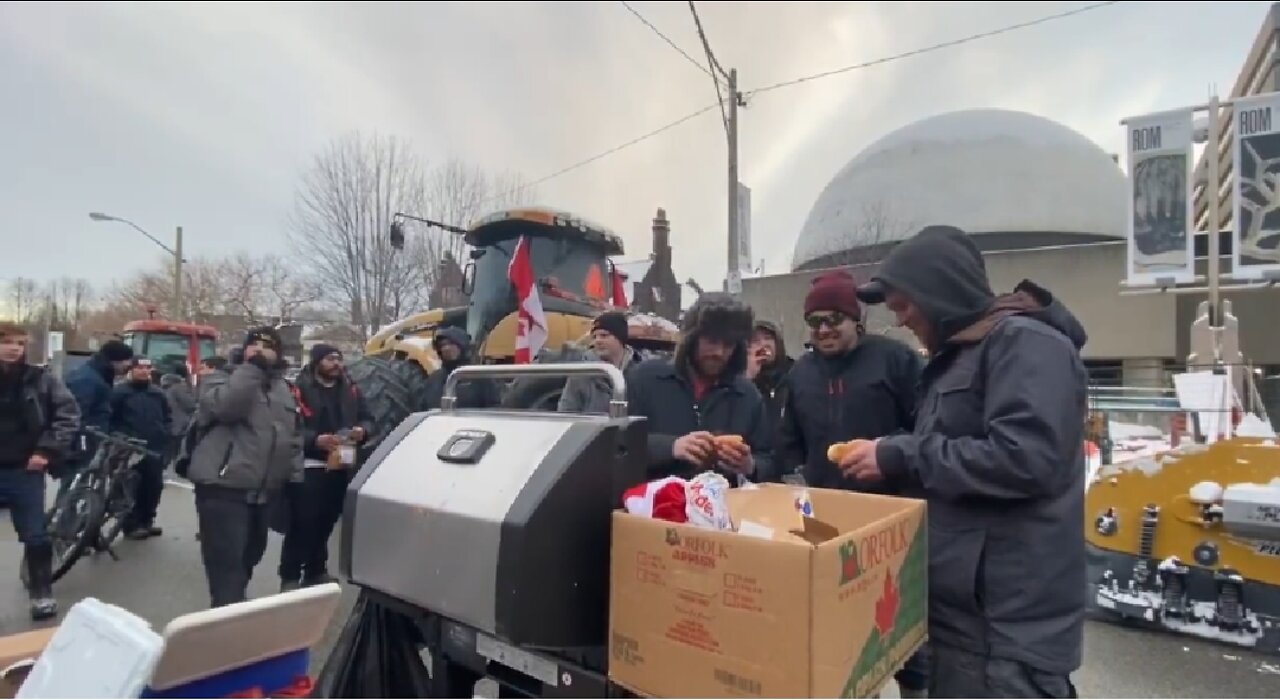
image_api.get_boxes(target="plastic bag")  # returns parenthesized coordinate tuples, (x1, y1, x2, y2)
(685, 472, 732, 531)
(310, 593, 433, 698)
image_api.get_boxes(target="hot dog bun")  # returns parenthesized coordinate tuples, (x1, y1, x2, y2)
(827, 439, 873, 463)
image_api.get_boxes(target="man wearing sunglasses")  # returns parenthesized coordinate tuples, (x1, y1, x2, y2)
(776, 270, 921, 492)
(773, 269, 926, 697)
(843, 225, 1088, 699)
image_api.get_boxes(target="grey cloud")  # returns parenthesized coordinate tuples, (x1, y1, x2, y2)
(0, 0, 1271, 298)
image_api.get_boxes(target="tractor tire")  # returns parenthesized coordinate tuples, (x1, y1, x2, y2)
(346, 356, 431, 452)
(500, 346, 587, 411)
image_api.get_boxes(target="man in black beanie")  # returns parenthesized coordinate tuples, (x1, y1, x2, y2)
(558, 311, 643, 414)
(61, 338, 135, 492)
(186, 326, 303, 607)
(277, 343, 372, 591)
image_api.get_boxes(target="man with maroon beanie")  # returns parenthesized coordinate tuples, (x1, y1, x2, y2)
(774, 269, 927, 695)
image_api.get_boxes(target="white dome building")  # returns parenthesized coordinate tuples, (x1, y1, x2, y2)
(790, 109, 1127, 271)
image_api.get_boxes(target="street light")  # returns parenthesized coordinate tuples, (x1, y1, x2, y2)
(89, 212, 186, 320)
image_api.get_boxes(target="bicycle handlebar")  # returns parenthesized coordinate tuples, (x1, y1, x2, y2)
(83, 427, 161, 460)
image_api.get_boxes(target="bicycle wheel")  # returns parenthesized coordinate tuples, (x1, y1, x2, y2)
(46, 485, 107, 582)
(97, 473, 134, 550)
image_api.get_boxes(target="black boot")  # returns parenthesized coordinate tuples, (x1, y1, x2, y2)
(25, 543, 57, 621)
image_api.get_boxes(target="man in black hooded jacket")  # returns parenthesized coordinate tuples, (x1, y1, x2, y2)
(422, 327, 502, 410)
(627, 293, 772, 482)
(841, 225, 1088, 699)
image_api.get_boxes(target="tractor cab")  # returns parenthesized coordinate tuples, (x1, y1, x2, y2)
(461, 208, 624, 353)
(120, 319, 219, 381)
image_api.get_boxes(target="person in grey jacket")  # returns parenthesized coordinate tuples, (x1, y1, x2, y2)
(840, 225, 1088, 699)
(558, 312, 642, 414)
(161, 365, 196, 439)
(188, 327, 303, 608)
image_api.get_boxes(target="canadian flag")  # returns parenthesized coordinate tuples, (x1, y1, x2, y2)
(508, 235, 548, 364)
(611, 266, 630, 308)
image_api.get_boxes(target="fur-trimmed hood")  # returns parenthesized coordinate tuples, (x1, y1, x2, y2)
(674, 292, 755, 378)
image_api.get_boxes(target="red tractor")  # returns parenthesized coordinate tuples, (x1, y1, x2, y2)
(120, 319, 219, 380)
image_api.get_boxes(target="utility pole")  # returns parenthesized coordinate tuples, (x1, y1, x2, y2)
(726, 68, 741, 295)
(174, 226, 184, 321)
(89, 212, 187, 320)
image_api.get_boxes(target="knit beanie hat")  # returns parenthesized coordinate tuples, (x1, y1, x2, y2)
(310, 343, 342, 366)
(243, 326, 284, 352)
(99, 339, 135, 363)
(591, 311, 630, 345)
(804, 270, 862, 320)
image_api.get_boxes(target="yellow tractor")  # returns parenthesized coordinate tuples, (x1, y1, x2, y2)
(346, 206, 679, 443)
(1084, 300, 1280, 654)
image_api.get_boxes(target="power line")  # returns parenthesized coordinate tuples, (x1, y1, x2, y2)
(619, 0, 715, 81)
(488, 0, 1121, 202)
(747, 1, 1121, 97)
(687, 0, 731, 133)
(687, 1, 729, 81)
(481, 102, 721, 204)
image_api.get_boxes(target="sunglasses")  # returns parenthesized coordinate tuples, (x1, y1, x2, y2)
(804, 312, 848, 330)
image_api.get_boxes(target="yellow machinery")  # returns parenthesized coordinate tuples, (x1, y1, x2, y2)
(1084, 300, 1280, 654)
(347, 207, 678, 443)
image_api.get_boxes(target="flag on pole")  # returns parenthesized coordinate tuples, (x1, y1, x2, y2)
(611, 266, 629, 308)
(508, 235, 548, 364)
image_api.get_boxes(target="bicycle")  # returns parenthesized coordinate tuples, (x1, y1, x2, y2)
(24, 428, 157, 584)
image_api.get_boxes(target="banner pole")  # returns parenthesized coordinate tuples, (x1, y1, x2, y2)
(1206, 93, 1223, 328)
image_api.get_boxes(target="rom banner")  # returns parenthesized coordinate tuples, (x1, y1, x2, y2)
(1126, 109, 1195, 286)
(1232, 91, 1280, 279)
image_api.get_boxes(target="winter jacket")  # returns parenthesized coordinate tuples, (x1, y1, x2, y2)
(557, 347, 643, 414)
(185, 360, 303, 501)
(627, 294, 774, 482)
(110, 381, 172, 453)
(161, 374, 197, 437)
(0, 363, 80, 469)
(293, 366, 374, 464)
(64, 354, 117, 453)
(750, 321, 795, 442)
(870, 226, 1088, 675)
(777, 333, 920, 491)
(422, 327, 502, 411)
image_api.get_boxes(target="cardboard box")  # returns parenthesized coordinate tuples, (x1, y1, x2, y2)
(0, 627, 57, 698)
(608, 486, 926, 698)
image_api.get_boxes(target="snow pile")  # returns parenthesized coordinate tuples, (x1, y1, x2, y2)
(1109, 421, 1166, 441)
(1236, 413, 1278, 439)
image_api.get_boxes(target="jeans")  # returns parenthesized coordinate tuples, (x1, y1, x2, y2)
(279, 468, 349, 582)
(0, 469, 49, 547)
(195, 485, 270, 607)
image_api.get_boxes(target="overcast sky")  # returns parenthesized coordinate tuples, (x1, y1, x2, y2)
(0, 0, 1271, 298)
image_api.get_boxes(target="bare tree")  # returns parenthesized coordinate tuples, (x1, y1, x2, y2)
(107, 255, 230, 324)
(5, 278, 39, 323)
(821, 200, 919, 267)
(221, 253, 315, 324)
(404, 158, 535, 305)
(287, 132, 430, 337)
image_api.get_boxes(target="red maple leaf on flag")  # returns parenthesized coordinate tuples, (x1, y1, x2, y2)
(874, 570, 900, 638)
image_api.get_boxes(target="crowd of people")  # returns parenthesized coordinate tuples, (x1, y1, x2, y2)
(0, 224, 1088, 699)
(593, 225, 1089, 699)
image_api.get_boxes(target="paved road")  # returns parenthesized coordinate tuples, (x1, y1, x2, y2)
(3, 480, 1280, 697)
